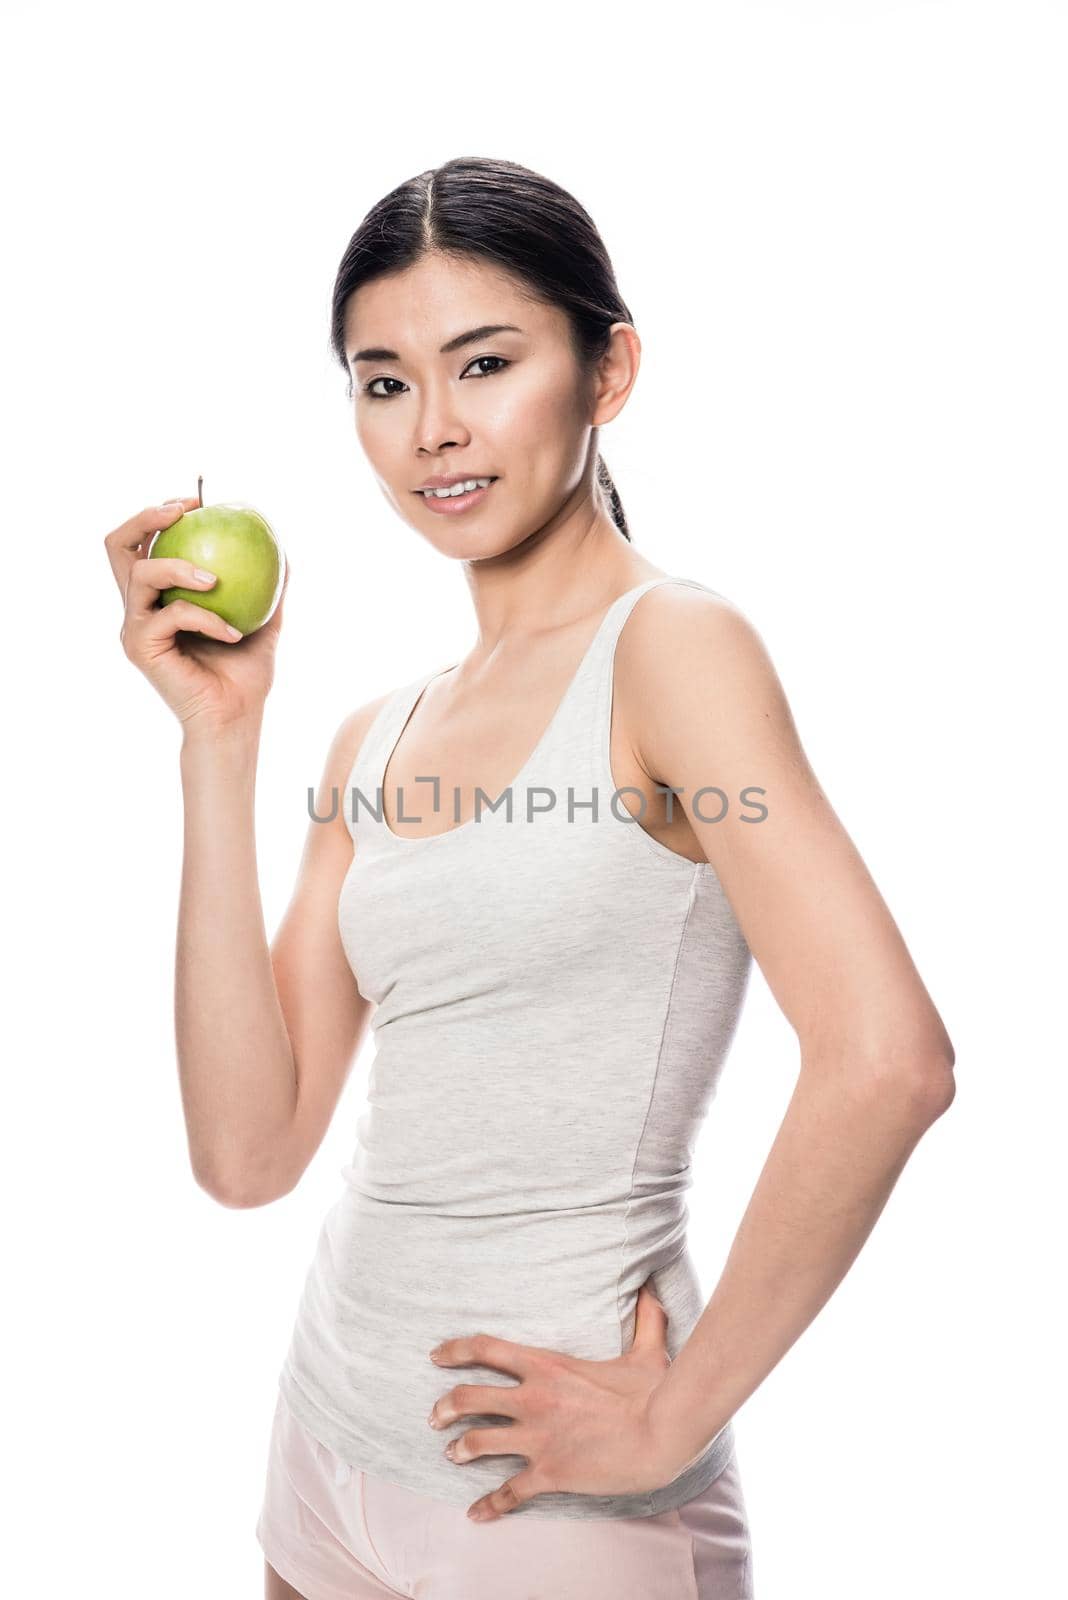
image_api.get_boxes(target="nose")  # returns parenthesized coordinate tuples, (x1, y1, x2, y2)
(413, 378, 471, 458)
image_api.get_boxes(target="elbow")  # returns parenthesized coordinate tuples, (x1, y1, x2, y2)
(193, 1159, 296, 1210)
(893, 1037, 957, 1123)
(914, 1014, 957, 1116)
(916, 1044, 957, 1120)
(802, 1033, 957, 1122)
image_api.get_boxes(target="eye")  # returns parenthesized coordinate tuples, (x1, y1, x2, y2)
(360, 355, 511, 401)
(363, 376, 406, 400)
(462, 355, 509, 380)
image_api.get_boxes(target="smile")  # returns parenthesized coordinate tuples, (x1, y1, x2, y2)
(416, 479, 498, 514)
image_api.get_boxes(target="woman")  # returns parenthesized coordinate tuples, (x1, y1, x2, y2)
(106, 156, 956, 1599)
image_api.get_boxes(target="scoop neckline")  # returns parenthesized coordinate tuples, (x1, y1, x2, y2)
(375, 577, 672, 848)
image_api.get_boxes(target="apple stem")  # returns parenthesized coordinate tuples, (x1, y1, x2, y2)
(197, 474, 203, 509)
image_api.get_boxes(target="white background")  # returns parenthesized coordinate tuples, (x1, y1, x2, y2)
(3, 1, 1063, 1595)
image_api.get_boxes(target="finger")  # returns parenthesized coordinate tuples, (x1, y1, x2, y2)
(124, 555, 221, 622)
(140, 597, 244, 646)
(466, 1469, 545, 1522)
(104, 500, 199, 599)
(430, 1333, 540, 1379)
(631, 1281, 669, 1350)
(444, 1423, 526, 1466)
(430, 1383, 523, 1428)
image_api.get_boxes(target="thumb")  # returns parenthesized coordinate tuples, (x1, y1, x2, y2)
(631, 1280, 669, 1351)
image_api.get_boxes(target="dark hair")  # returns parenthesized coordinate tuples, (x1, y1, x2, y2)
(328, 156, 635, 542)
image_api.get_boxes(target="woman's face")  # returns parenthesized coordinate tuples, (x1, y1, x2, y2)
(342, 252, 628, 558)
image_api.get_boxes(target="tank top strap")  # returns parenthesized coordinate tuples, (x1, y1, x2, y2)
(578, 573, 715, 718)
(343, 670, 448, 840)
(588, 575, 715, 673)
(528, 575, 716, 798)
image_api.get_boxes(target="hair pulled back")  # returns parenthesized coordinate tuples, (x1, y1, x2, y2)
(329, 156, 635, 541)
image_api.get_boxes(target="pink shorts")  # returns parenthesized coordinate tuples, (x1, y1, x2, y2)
(255, 1388, 754, 1598)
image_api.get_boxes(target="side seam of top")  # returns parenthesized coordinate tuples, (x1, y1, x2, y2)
(613, 859, 704, 1350)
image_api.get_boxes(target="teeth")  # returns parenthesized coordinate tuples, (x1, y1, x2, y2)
(422, 478, 494, 499)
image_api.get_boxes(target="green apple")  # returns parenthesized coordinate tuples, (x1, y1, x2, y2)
(148, 502, 285, 636)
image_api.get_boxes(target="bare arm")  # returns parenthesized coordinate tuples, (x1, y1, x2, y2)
(176, 720, 293, 1203)
(262, 698, 388, 1199)
(177, 700, 385, 1207)
(614, 585, 957, 1473)
(106, 498, 385, 1209)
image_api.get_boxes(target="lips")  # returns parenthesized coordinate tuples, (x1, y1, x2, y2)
(417, 479, 498, 514)
(415, 477, 498, 495)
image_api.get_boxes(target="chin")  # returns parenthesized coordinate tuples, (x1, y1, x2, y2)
(425, 527, 516, 561)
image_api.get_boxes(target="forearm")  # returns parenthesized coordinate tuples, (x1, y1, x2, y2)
(650, 1056, 953, 1473)
(176, 722, 297, 1202)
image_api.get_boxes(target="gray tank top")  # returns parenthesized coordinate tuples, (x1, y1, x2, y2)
(277, 576, 753, 1519)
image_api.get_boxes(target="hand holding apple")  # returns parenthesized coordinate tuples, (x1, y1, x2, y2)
(105, 485, 290, 738)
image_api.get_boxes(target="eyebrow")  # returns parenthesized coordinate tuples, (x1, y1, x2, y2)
(348, 323, 525, 366)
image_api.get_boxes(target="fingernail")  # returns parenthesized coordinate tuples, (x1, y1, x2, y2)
(225, 623, 243, 639)
(158, 500, 184, 510)
(193, 568, 216, 584)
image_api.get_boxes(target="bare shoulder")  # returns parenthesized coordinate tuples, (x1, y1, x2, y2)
(329, 687, 396, 782)
(615, 580, 786, 780)
(322, 657, 447, 810)
(619, 579, 761, 666)
(309, 685, 402, 846)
